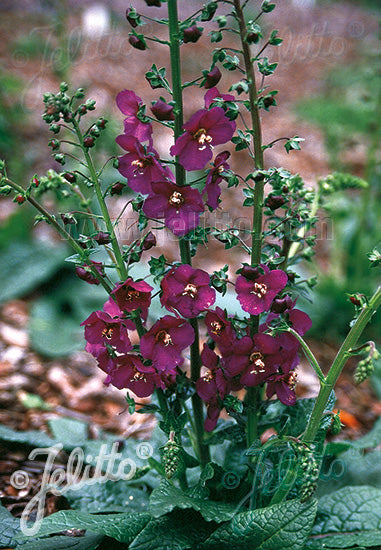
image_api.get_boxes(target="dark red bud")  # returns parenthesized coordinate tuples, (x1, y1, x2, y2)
(97, 117, 107, 129)
(60, 213, 76, 225)
(78, 105, 87, 115)
(126, 8, 138, 27)
(63, 172, 76, 183)
(15, 195, 25, 204)
(142, 231, 156, 250)
(266, 195, 286, 210)
(129, 35, 146, 50)
(246, 31, 260, 44)
(48, 139, 60, 150)
(350, 295, 361, 306)
(271, 295, 293, 314)
(144, 0, 161, 6)
(32, 177, 40, 187)
(240, 266, 262, 280)
(83, 136, 95, 148)
(263, 96, 276, 108)
(204, 66, 222, 89)
(94, 231, 111, 245)
(64, 112, 74, 123)
(150, 100, 174, 121)
(287, 272, 296, 283)
(183, 25, 203, 44)
(110, 182, 125, 196)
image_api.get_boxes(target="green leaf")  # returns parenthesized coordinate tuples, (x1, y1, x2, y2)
(64, 479, 150, 514)
(15, 532, 104, 550)
(203, 498, 318, 549)
(0, 424, 56, 448)
(0, 502, 20, 548)
(285, 136, 304, 153)
(0, 242, 67, 303)
(47, 417, 89, 450)
(149, 479, 236, 523)
(16, 511, 151, 545)
(307, 486, 381, 548)
(129, 509, 217, 550)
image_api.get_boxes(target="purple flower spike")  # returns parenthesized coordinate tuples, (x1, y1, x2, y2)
(116, 90, 152, 143)
(235, 264, 288, 315)
(116, 135, 172, 195)
(160, 264, 216, 318)
(170, 107, 235, 171)
(80, 310, 132, 354)
(204, 151, 230, 210)
(142, 180, 204, 236)
(111, 278, 153, 320)
(140, 315, 195, 371)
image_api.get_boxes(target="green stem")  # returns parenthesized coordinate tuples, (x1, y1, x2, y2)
(72, 119, 127, 281)
(4, 178, 113, 295)
(234, 0, 265, 448)
(167, 0, 210, 467)
(287, 328, 325, 383)
(303, 285, 381, 445)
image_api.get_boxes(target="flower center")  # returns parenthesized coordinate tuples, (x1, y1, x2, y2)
(102, 326, 114, 340)
(130, 370, 147, 382)
(155, 330, 173, 346)
(203, 371, 214, 383)
(193, 127, 213, 150)
(168, 191, 185, 207)
(182, 283, 198, 299)
(131, 157, 152, 174)
(210, 321, 222, 336)
(286, 371, 297, 390)
(249, 351, 266, 375)
(124, 287, 141, 300)
(250, 282, 268, 298)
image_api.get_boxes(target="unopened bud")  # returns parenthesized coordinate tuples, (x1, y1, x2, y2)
(183, 25, 203, 43)
(129, 35, 147, 50)
(204, 66, 222, 89)
(110, 182, 125, 195)
(63, 172, 76, 183)
(15, 194, 25, 204)
(142, 231, 156, 250)
(266, 195, 286, 210)
(150, 100, 174, 121)
(83, 136, 95, 148)
(94, 231, 111, 245)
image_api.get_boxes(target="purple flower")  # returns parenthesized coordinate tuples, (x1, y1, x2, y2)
(170, 107, 235, 171)
(140, 315, 195, 371)
(235, 264, 288, 315)
(204, 307, 237, 354)
(204, 87, 235, 109)
(104, 354, 160, 397)
(116, 135, 173, 195)
(160, 264, 216, 318)
(142, 180, 204, 236)
(111, 278, 153, 320)
(103, 297, 136, 330)
(266, 371, 297, 406)
(80, 310, 132, 354)
(116, 90, 152, 142)
(76, 260, 105, 285)
(204, 151, 230, 210)
(223, 333, 280, 386)
(150, 100, 175, 121)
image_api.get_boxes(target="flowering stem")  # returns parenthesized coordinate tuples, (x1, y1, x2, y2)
(286, 328, 325, 383)
(3, 177, 113, 295)
(234, 0, 265, 448)
(303, 285, 381, 445)
(72, 119, 128, 281)
(168, 0, 210, 467)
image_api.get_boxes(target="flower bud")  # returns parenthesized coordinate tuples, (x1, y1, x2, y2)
(49, 123, 60, 134)
(240, 265, 262, 280)
(265, 195, 286, 210)
(263, 95, 276, 108)
(78, 105, 87, 115)
(183, 25, 203, 43)
(271, 295, 293, 313)
(96, 117, 107, 129)
(83, 136, 95, 148)
(74, 88, 85, 99)
(126, 7, 139, 27)
(201, 1, 218, 21)
(15, 194, 25, 204)
(94, 231, 111, 245)
(63, 172, 76, 183)
(32, 176, 40, 187)
(110, 182, 125, 196)
(60, 213, 77, 225)
(90, 126, 101, 137)
(142, 231, 156, 250)
(150, 100, 174, 121)
(54, 153, 66, 165)
(60, 82, 69, 93)
(204, 66, 222, 89)
(144, 0, 161, 6)
(63, 112, 74, 123)
(129, 35, 147, 50)
(246, 31, 260, 44)
(113, 158, 119, 169)
(48, 139, 60, 150)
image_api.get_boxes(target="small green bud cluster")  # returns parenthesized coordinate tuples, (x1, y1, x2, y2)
(294, 443, 319, 503)
(318, 172, 368, 196)
(330, 412, 343, 435)
(354, 345, 379, 385)
(161, 436, 185, 479)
